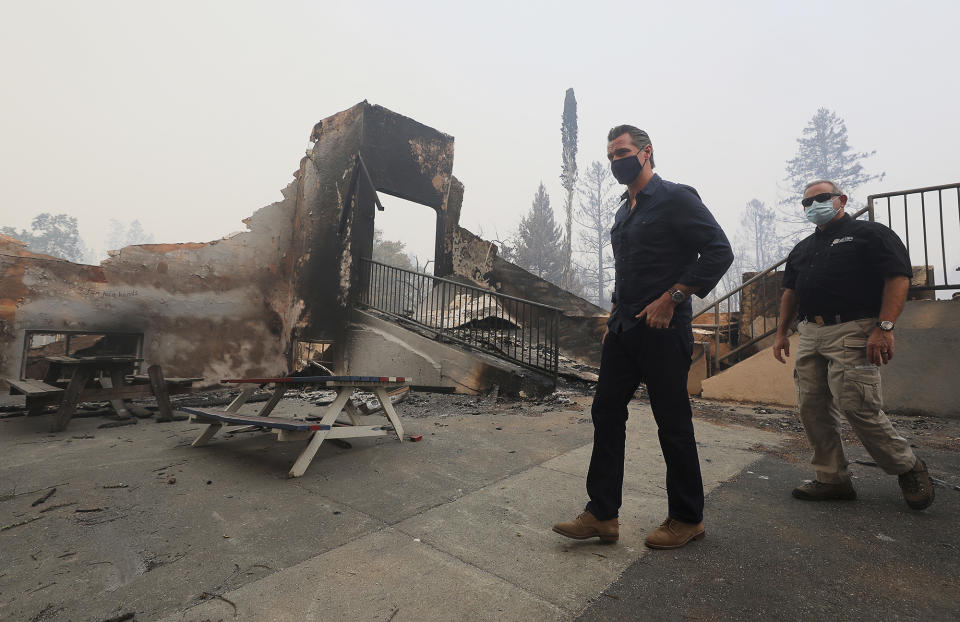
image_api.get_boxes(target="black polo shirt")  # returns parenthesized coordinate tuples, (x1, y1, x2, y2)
(783, 214, 912, 319)
(608, 174, 733, 333)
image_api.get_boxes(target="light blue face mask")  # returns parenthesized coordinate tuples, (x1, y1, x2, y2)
(805, 200, 838, 225)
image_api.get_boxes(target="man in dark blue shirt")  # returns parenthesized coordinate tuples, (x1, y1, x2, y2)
(553, 125, 733, 549)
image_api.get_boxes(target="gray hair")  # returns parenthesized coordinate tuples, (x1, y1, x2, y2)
(803, 179, 843, 195)
(607, 124, 656, 168)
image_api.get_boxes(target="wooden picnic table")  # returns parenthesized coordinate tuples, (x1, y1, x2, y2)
(182, 375, 411, 478)
(5, 356, 201, 432)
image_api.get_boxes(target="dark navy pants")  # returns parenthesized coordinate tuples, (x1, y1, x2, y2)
(585, 322, 704, 524)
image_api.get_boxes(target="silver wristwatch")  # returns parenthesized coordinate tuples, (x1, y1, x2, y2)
(876, 320, 895, 331)
(669, 289, 687, 303)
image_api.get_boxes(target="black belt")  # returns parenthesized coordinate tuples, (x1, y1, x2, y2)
(800, 312, 875, 326)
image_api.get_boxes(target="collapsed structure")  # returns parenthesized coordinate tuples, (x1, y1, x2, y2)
(3, 102, 957, 416)
(1, 102, 608, 397)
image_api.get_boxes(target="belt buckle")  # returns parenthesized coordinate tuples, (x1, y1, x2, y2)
(814, 315, 825, 326)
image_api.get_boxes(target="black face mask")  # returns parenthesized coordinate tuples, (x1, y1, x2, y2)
(611, 153, 644, 185)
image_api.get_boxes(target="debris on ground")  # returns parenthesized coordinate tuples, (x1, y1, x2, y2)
(39, 502, 76, 513)
(128, 404, 154, 418)
(98, 419, 137, 429)
(1, 515, 44, 531)
(30, 487, 56, 506)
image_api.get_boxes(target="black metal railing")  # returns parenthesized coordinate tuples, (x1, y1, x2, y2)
(358, 258, 561, 375)
(692, 204, 876, 375)
(695, 182, 960, 377)
(867, 182, 960, 294)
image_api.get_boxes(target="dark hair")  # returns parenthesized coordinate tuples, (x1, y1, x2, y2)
(607, 125, 655, 168)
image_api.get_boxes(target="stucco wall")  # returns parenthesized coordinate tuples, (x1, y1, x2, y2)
(881, 300, 960, 416)
(0, 187, 297, 385)
(701, 300, 960, 418)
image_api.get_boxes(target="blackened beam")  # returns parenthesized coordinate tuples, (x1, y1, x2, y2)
(357, 154, 385, 212)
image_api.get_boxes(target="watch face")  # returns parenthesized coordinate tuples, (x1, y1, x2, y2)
(879, 321, 894, 331)
(671, 290, 685, 303)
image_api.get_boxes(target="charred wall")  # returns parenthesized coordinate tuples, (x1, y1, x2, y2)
(1, 101, 605, 389)
(0, 186, 298, 384)
(1, 102, 462, 385)
(291, 102, 457, 370)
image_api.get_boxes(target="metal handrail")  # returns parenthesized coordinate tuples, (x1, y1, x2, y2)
(865, 182, 960, 200)
(694, 203, 875, 375)
(357, 257, 560, 375)
(697, 178, 960, 375)
(867, 182, 960, 292)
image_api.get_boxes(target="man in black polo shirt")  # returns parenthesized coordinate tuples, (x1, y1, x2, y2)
(773, 179, 933, 509)
(553, 125, 733, 549)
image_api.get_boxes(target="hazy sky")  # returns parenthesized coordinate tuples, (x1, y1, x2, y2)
(2, 0, 958, 266)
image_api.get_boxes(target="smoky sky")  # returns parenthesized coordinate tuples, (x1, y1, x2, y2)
(1, 0, 957, 267)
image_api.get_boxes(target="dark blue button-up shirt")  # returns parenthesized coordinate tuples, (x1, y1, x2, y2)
(608, 174, 733, 333)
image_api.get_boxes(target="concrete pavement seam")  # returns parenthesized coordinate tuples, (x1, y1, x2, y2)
(390, 521, 573, 618)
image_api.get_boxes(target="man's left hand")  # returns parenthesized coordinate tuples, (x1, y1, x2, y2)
(637, 294, 675, 329)
(867, 327, 895, 365)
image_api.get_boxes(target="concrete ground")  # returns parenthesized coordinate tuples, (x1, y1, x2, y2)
(578, 449, 960, 622)
(0, 391, 957, 621)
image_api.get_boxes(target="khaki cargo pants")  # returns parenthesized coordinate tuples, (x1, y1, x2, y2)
(794, 317, 916, 484)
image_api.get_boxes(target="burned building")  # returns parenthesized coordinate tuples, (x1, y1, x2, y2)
(1, 102, 608, 397)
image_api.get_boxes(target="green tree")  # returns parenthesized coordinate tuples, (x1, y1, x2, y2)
(780, 108, 884, 240)
(513, 183, 564, 284)
(559, 87, 578, 289)
(372, 228, 413, 269)
(1, 213, 86, 261)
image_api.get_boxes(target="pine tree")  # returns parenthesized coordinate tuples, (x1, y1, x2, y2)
(559, 88, 578, 289)
(779, 108, 884, 241)
(106, 219, 155, 250)
(125, 220, 154, 245)
(514, 183, 564, 284)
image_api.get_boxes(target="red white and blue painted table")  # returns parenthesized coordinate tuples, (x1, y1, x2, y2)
(181, 376, 410, 478)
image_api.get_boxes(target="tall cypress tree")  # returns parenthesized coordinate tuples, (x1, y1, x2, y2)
(560, 88, 578, 289)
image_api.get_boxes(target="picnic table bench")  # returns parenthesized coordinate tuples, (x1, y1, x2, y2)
(182, 375, 410, 478)
(5, 356, 202, 431)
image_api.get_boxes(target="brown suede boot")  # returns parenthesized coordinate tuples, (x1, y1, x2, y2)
(552, 510, 619, 543)
(644, 517, 705, 550)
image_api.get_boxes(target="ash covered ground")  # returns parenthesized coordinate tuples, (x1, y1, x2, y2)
(3, 376, 958, 463)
